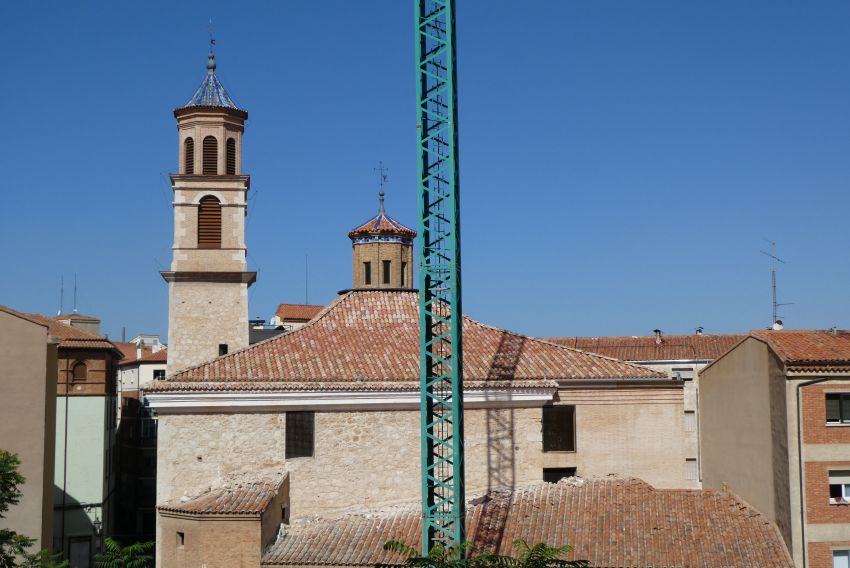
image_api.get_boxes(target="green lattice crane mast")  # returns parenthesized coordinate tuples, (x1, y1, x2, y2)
(415, 0, 466, 554)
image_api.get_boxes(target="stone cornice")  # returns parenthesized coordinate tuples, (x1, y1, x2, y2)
(145, 387, 556, 414)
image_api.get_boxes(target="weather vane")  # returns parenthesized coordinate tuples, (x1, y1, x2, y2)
(373, 161, 389, 192)
(208, 18, 216, 49)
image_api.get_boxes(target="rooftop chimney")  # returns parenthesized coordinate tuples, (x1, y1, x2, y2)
(653, 329, 663, 344)
(772, 320, 784, 331)
(695, 326, 704, 335)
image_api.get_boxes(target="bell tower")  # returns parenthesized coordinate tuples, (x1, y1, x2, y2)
(348, 192, 416, 289)
(162, 50, 255, 374)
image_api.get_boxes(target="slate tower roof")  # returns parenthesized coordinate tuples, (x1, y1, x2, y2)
(180, 51, 241, 111)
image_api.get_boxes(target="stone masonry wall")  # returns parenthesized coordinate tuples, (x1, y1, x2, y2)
(166, 281, 248, 374)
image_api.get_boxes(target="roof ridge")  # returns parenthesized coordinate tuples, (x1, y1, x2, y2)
(0, 305, 50, 328)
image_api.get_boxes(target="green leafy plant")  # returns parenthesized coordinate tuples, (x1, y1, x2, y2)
(383, 540, 477, 568)
(0, 450, 35, 568)
(476, 539, 589, 568)
(18, 550, 68, 568)
(93, 538, 154, 568)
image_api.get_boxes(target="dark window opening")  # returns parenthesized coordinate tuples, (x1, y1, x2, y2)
(226, 138, 236, 175)
(218, 344, 228, 356)
(364, 262, 372, 285)
(184, 137, 194, 174)
(401, 262, 407, 287)
(543, 467, 577, 483)
(542, 405, 576, 452)
(827, 393, 850, 424)
(202, 135, 218, 175)
(286, 411, 315, 459)
(176, 532, 185, 547)
(153, 369, 166, 380)
(383, 260, 391, 284)
(72, 362, 87, 382)
(198, 196, 222, 249)
(281, 506, 289, 525)
(672, 367, 695, 381)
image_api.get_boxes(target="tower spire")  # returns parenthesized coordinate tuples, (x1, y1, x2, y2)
(207, 18, 217, 73)
(378, 191, 385, 215)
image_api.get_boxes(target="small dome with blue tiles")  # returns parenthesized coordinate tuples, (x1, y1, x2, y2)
(348, 192, 416, 244)
(180, 51, 241, 110)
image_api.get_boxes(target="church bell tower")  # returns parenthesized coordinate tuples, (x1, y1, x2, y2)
(162, 50, 255, 374)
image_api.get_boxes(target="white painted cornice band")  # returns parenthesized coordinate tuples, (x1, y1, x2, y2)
(145, 388, 556, 414)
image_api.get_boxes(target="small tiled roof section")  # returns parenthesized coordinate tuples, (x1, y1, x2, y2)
(275, 303, 325, 323)
(548, 333, 745, 362)
(180, 52, 241, 111)
(23, 313, 119, 352)
(348, 195, 416, 240)
(261, 478, 793, 567)
(151, 290, 663, 391)
(120, 347, 168, 366)
(752, 329, 850, 372)
(159, 479, 280, 517)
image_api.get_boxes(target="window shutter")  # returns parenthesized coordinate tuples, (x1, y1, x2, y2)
(72, 363, 87, 381)
(827, 394, 841, 423)
(184, 138, 194, 174)
(543, 406, 576, 452)
(285, 412, 315, 458)
(197, 196, 222, 249)
(829, 470, 850, 485)
(226, 138, 236, 175)
(202, 136, 218, 175)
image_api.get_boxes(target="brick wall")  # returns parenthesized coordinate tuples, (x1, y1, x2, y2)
(808, 541, 850, 568)
(805, 461, 850, 524)
(351, 241, 413, 289)
(802, 383, 850, 445)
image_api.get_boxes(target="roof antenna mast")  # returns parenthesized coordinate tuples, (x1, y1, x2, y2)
(58, 276, 64, 316)
(760, 240, 794, 328)
(73, 273, 78, 314)
(374, 162, 389, 215)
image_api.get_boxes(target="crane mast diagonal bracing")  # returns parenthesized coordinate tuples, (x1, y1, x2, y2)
(416, 0, 465, 554)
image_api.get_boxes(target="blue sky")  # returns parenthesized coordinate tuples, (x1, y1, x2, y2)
(1, 1, 848, 341)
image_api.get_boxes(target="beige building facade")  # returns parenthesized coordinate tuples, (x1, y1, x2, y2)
(163, 51, 255, 374)
(0, 306, 58, 552)
(700, 330, 850, 568)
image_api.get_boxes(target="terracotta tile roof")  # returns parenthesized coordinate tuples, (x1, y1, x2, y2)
(159, 478, 281, 517)
(139, 348, 168, 363)
(23, 313, 119, 352)
(274, 303, 325, 323)
(348, 213, 416, 240)
(151, 291, 663, 392)
(262, 478, 792, 567)
(547, 334, 745, 362)
(119, 347, 167, 366)
(751, 329, 850, 371)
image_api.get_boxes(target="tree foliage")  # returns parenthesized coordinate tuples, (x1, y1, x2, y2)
(93, 538, 154, 568)
(0, 450, 35, 568)
(383, 539, 588, 568)
(18, 550, 68, 568)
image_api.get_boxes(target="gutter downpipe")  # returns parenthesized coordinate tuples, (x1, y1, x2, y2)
(797, 376, 832, 568)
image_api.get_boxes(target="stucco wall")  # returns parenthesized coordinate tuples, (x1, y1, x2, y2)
(0, 311, 56, 550)
(700, 338, 780, 525)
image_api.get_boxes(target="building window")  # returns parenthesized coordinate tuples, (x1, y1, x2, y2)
(153, 369, 166, 380)
(184, 137, 194, 174)
(383, 260, 391, 285)
(685, 458, 698, 480)
(543, 467, 576, 483)
(197, 196, 222, 249)
(285, 411, 315, 459)
(202, 135, 218, 175)
(684, 411, 696, 432)
(542, 405, 576, 452)
(363, 262, 372, 285)
(827, 394, 850, 424)
(834, 550, 850, 568)
(226, 138, 236, 175)
(218, 344, 228, 356)
(72, 362, 87, 382)
(401, 262, 407, 287)
(673, 367, 694, 381)
(176, 532, 185, 548)
(829, 471, 850, 503)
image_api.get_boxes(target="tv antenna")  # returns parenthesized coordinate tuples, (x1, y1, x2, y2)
(58, 276, 64, 316)
(760, 240, 794, 327)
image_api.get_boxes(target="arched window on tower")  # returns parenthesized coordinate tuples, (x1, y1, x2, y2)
(198, 196, 222, 249)
(72, 362, 87, 382)
(202, 136, 218, 175)
(226, 138, 236, 175)
(184, 137, 195, 174)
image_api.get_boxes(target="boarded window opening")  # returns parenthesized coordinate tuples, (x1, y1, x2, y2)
(542, 405, 576, 452)
(72, 362, 87, 382)
(184, 137, 194, 174)
(286, 411, 315, 459)
(226, 138, 236, 175)
(197, 196, 222, 249)
(202, 136, 218, 175)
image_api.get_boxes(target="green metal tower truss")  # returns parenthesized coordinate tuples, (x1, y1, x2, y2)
(415, 0, 465, 553)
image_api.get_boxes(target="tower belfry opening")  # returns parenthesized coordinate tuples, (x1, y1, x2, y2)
(162, 49, 255, 374)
